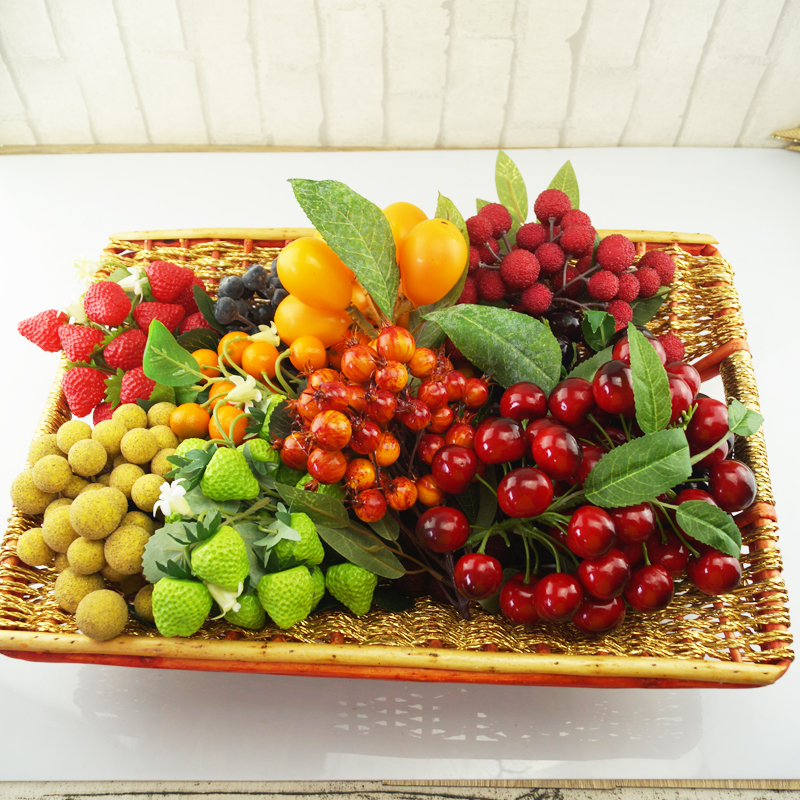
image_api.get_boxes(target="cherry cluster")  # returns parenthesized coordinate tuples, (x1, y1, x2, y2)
(460, 192, 677, 335)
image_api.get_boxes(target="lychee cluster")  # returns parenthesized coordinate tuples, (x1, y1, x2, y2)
(459, 192, 678, 334)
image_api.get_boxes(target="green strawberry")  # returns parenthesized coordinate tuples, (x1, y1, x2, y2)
(238, 438, 279, 463)
(190, 525, 249, 592)
(273, 512, 324, 567)
(152, 577, 213, 637)
(200, 447, 259, 501)
(257, 566, 314, 629)
(297, 473, 345, 502)
(309, 566, 325, 610)
(175, 437, 209, 458)
(224, 592, 266, 630)
(325, 563, 377, 616)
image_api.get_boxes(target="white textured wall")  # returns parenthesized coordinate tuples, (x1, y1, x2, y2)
(1, 0, 798, 149)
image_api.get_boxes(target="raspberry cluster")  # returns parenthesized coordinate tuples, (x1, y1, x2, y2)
(459, 191, 678, 334)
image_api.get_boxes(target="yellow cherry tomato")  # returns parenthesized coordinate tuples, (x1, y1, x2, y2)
(383, 202, 428, 260)
(276, 237, 354, 310)
(398, 218, 468, 307)
(274, 294, 352, 348)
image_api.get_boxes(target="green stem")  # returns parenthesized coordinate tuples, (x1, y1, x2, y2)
(273, 349, 296, 398)
(473, 472, 497, 496)
(588, 414, 616, 449)
(689, 432, 730, 466)
(619, 414, 632, 442)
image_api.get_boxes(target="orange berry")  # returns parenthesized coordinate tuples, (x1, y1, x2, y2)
(191, 348, 221, 378)
(241, 340, 280, 380)
(209, 404, 248, 445)
(290, 335, 327, 372)
(217, 331, 250, 368)
(208, 380, 235, 409)
(170, 403, 211, 440)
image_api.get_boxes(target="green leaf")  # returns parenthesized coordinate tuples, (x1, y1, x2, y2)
(369, 514, 400, 542)
(288, 178, 398, 320)
(567, 347, 613, 382)
(455, 482, 481, 524)
(727, 398, 764, 438)
(108, 267, 132, 283)
(631, 292, 668, 326)
(372, 586, 414, 612)
(475, 467, 499, 531)
(628, 324, 671, 434)
(275, 483, 350, 529)
(175, 385, 199, 406)
(143, 320, 205, 387)
(178, 328, 220, 352)
(547, 161, 579, 210)
(424, 305, 562, 394)
(316, 524, 404, 579)
(236, 521, 270, 587)
(675, 501, 742, 559)
(584, 428, 692, 507)
(581, 310, 615, 353)
(193, 285, 223, 332)
(148, 383, 177, 405)
(495, 150, 528, 230)
(142, 522, 192, 583)
(267, 399, 293, 441)
(476, 198, 491, 212)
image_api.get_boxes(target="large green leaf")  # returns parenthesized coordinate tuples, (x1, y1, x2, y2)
(495, 150, 528, 231)
(275, 483, 349, 529)
(676, 501, 742, 559)
(584, 428, 692, 507)
(424, 305, 562, 393)
(631, 292, 668, 326)
(316, 524, 405, 579)
(547, 161, 579, 210)
(288, 179, 398, 320)
(567, 347, 613, 383)
(143, 320, 205, 387)
(727, 398, 764, 438)
(628, 324, 671, 434)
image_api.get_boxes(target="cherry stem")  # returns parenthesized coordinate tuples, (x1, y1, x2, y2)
(552, 297, 606, 311)
(473, 472, 497, 496)
(653, 500, 701, 558)
(619, 415, 632, 442)
(588, 413, 616, 449)
(689, 431, 731, 466)
(500, 232, 512, 253)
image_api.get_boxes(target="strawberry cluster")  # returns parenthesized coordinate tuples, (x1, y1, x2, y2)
(18, 261, 216, 420)
(460, 191, 678, 333)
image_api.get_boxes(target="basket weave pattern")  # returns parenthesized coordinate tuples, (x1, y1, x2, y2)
(0, 231, 791, 678)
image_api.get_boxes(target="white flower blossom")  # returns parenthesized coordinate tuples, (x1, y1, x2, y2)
(116, 267, 147, 299)
(226, 375, 263, 409)
(74, 258, 101, 288)
(62, 294, 88, 324)
(205, 581, 243, 616)
(153, 478, 192, 518)
(249, 322, 280, 347)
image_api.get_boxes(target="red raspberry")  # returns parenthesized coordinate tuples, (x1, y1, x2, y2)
(534, 189, 571, 224)
(92, 402, 114, 425)
(478, 203, 513, 237)
(468, 246, 481, 274)
(596, 234, 635, 274)
(575, 253, 593, 275)
(520, 282, 553, 315)
(616, 272, 640, 303)
(174, 276, 208, 316)
(607, 300, 633, 331)
(465, 215, 494, 246)
(104, 328, 147, 371)
(132, 302, 185, 334)
(61, 367, 109, 418)
(635, 266, 661, 298)
(83, 281, 132, 326)
(560, 209, 592, 228)
(560, 224, 596, 256)
(458, 276, 478, 305)
(587, 270, 620, 301)
(658, 333, 685, 363)
(144, 261, 194, 303)
(58, 324, 105, 363)
(120, 366, 156, 405)
(476, 268, 508, 302)
(500, 250, 540, 291)
(18, 309, 68, 352)
(552, 265, 582, 299)
(535, 242, 566, 276)
(179, 311, 214, 334)
(477, 238, 501, 265)
(638, 250, 676, 285)
(516, 222, 548, 252)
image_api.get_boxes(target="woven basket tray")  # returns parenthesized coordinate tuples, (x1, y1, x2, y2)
(0, 228, 791, 688)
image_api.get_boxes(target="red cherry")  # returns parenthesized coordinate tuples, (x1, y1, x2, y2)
(665, 362, 701, 398)
(463, 377, 490, 409)
(500, 382, 547, 423)
(667, 375, 694, 424)
(592, 360, 635, 415)
(686, 549, 742, 595)
(353, 488, 387, 523)
(577, 548, 631, 600)
(416, 506, 470, 553)
(497, 467, 554, 518)
(443, 370, 467, 402)
(612, 332, 667, 366)
(350, 419, 381, 455)
(566, 506, 616, 559)
(431, 444, 478, 494)
(685, 397, 728, 450)
(398, 397, 432, 432)
(623, 564, 674, 612)
(675, 487, 717, 506)
(570, 442, 607, 486)
(708, 459, 757, 512)
(499, 574, 539, 624)
(417, 433, 445, 466)
(531, 426, 582, 480)
(572, 596, 626, 634)
(454, 553, 503, 600)
(533, 573, 583, 623)
(474, 417, 526, 464)
(548, 377, 596, 428)
(446, 422, 475, 448)
(608, 503, 655, 544)
(645, 530, 689, 577)
(417, 379, 449, 411)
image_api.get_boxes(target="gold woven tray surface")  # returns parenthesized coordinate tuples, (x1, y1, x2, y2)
(0, 231, 791, 674)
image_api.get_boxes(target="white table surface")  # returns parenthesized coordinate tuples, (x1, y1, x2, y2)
(0, 147, 798, 781)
